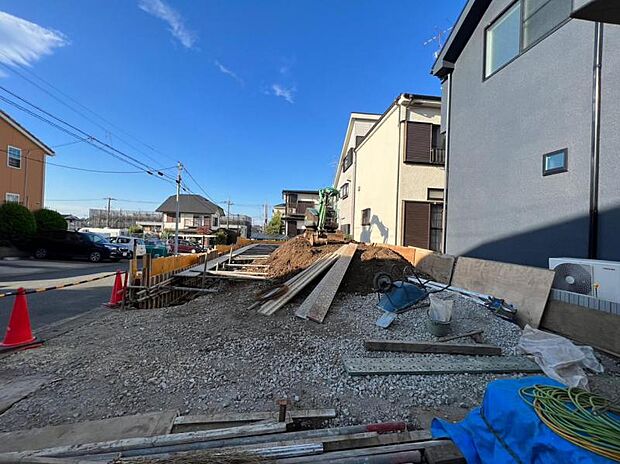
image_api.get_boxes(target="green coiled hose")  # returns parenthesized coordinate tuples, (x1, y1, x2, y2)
(519, 384, 620, 461)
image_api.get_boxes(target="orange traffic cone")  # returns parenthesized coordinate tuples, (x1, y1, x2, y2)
(105, 270, 124, 308)
(1, 288, 38, 350)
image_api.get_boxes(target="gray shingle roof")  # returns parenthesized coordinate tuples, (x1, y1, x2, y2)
(156, 194, 224, 215)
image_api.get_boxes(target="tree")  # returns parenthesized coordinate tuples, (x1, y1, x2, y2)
(128, 225, 143, 235)
(0, 203, 37, 243)
(266, 211, 283, 235)
(33, 208, 67, 234)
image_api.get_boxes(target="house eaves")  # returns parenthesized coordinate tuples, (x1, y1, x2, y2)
(0, 110, 55, 155)
(354, 93, 441, 153)
(431, 0, 493, 78)
(332, 112, 382, 188)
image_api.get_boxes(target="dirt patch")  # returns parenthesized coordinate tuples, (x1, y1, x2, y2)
(264, 239, 420, 295)
(263, 236, 341, 280)
(340, 244, 413, 294)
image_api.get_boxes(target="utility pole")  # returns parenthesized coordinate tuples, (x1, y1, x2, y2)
(225, 199, 233, 229)
(175, 161, 183, 255)
(104, 197, 116, 228)
(263, 202, 268, 230)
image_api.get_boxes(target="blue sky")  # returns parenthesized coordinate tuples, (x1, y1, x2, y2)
(0, 0, 464, 223)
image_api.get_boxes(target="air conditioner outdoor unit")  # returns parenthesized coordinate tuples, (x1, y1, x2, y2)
(549, 257, 620, 303)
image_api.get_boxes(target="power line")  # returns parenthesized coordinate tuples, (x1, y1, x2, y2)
(182, 166, 215, 201)
(0, 91, 178, 189)
(0, 53, 177, 168)
(0, 85, 167, 175)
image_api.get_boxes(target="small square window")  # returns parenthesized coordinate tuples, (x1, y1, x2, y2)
(5, 193, 20, 203)
(361, 208, 371, 226)
(340, 183, 349, 199)
(7, 146, 21, 169)
(543, 149, 567, 176)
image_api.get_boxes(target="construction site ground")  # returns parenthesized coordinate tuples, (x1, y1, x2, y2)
(0, 240, 618, 437)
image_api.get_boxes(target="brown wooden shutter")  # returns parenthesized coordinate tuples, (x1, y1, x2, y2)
(405, 122, 432, 163)
(403, 201, 430, 248)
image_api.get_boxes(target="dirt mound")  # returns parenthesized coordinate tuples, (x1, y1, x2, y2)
(264, 236, 341, 280)
(340, 244, 413, 294)
(264, 238, 415, 294)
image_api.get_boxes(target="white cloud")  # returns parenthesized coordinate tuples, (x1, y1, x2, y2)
(214, 60, 243, 85)
(0, 11, 68, 68)
(138, 0, 196, 49)
(271, 84, 295, 104)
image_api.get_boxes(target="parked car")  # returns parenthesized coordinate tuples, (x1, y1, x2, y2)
(167, 239, 203, 254)
(144, 239, 168, 258)
(109, 236, 147, 258)
(30, 231, 126, 263)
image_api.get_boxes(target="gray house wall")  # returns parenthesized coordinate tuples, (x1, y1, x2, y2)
(598, 25, 620, 260)
(444, 1, 620, 267)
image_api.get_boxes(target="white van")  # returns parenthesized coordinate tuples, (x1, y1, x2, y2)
(109, 236, 147, 257)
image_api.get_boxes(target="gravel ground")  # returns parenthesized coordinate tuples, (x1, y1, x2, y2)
(0, 281, 615, 433)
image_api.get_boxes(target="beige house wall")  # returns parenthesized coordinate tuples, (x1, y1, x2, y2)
(354, 105, 401, 244)
(352, 98, 444, 246)
(334, 114, 380, 235)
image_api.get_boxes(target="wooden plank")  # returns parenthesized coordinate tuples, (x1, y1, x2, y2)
(174, 409, 336, 427)
(0, 411, 178, 453)
(324, 430, 433, 452)
(541, 299, 620, 356)
(259, 251, 342, 316)
(18, 422, 287, 458)
(344, 356, 541, 376)
(176, 245, 257, 277)
(451, 256, 555, 328)
(0, 376, 50, 415)
(296, 243, 357, 322)
(413, 248, 456, 284)
(364, 340, 502, 356)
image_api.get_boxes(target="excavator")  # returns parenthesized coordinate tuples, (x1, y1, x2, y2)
(303, 187, 346, 246)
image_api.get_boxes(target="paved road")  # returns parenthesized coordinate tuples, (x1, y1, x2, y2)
(0, 259, 129, 332)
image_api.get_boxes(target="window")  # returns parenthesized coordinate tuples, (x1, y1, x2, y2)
(485, 2, 521, 77)
(7, 146, 21, 169)
(543, 149, 567, 176)
(361, 208, 371, 226)
(5, 193, 20, 203)
(427, 188, 445, 201)
(212, 215, 219, 227)
(342, 148, 354, 172)
(484, 0, 572, 78)
(523, 0, 572, 49)
(340, 182, 349, 199)
(341, 224, 351, 235)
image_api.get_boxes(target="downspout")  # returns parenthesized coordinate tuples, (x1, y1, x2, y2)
(588, 22, 603, 259)
(441, 73, 453, 254)
(396, 95, 414, 246)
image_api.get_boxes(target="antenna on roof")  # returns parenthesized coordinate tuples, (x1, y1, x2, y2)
(423, 26, 453, 59)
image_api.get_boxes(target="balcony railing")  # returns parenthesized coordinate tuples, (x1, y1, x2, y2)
(431, 148, 446, 165)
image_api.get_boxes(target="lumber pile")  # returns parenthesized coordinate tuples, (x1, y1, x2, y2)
(257, 246, 347, 316)
(295, 243, 357, 322)
(0, 412, 465, 463)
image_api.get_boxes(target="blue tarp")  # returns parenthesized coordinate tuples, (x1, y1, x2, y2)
(431, 376, 614, 464)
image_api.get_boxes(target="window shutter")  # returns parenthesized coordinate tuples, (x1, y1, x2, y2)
(405, 122, 432, 163)
(403, 201, 431, 248)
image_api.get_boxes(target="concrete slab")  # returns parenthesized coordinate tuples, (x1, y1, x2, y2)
(0, 376, 51, 415)
(0, 410, 178, 452)
(344, 356, 541, 376)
